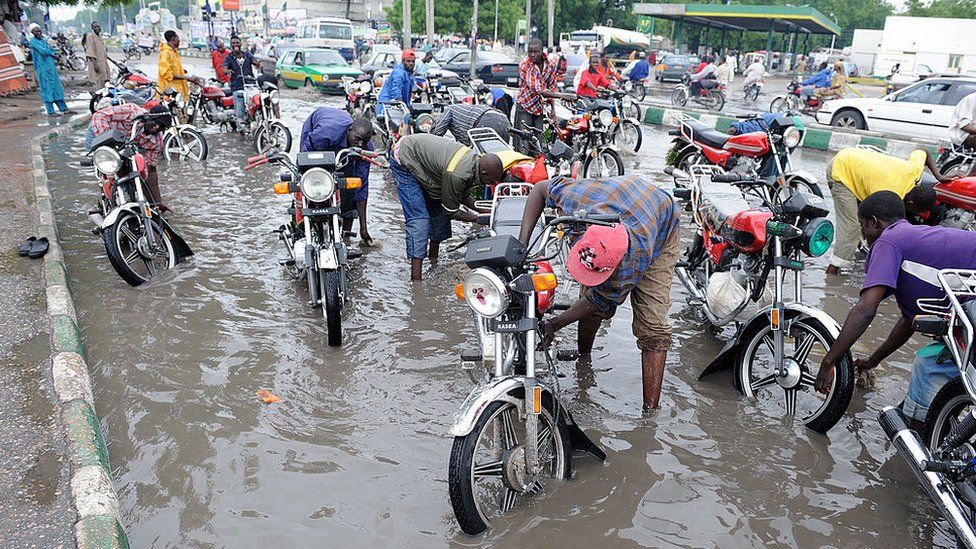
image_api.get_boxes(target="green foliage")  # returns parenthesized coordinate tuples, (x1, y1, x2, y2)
(904, 0, 976, 18)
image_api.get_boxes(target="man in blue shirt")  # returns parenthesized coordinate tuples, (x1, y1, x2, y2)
(300, 107, 376, 245)
(628, 51, 651, 83)
(816, 191, 976, 427)
(223, 35, 261, 130)
(799, 62, 832, 99)
(377, 49, 415, 118)
(517, 175, 681, 411)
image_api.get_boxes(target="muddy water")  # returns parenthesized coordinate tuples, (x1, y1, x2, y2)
(44, 98, 950, 547)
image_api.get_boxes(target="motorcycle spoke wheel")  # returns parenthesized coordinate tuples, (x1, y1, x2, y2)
(448, 400, 568, 535)
(104, 213, 176, 286)
(738, 321, 835, 425)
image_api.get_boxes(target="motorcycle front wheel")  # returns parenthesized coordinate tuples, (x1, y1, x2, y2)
(254, 121, 293, 154)
(582, 148, 625, 178)
(103, 212, 176, 287)
(709, 91, 726, 112)
(320, 268, 343, 347)
(924, 377, 975, 450)
(163, 126, 209, 161)
(736, 318, 853, 433)
(613, 120, 643, 155)
(629, 82, 646, 102)
(670, 87, 688, 107)
(448, 397, 571, 536)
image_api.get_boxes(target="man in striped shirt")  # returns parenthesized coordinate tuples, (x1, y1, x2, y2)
(431, 103, 511, 146)
(518, 175, 681, 411)
(514, 38, 575, 150)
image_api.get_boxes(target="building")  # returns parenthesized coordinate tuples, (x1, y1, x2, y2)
(867, 16, 976, 76)
(236, 0, 368, 23)
(849, 29, 882, 76)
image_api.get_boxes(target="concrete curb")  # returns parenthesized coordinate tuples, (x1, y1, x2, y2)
(641, 104, 939, 157)
(30, 115, 130, 549)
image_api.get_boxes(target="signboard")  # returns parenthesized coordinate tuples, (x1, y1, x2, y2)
(636, 16, 652, 34)
(223, 0, 239, 11)
(188, 20, 234, 39)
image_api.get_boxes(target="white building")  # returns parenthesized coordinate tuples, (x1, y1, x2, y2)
(238, 0, 369, 23)
(849, 29, 883, 76)
(870, 16, 976, 76)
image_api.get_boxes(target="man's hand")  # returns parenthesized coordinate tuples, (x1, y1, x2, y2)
(815, 357, 835, 394)
(538, 319, 556, 349)
(853, 357, 877, 376)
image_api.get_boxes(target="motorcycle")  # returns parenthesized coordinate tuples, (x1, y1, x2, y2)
(374, 100, 435, 152)
(743, 78, 764, 102)
(80, 126, 193, 286)
(448, 211, 611, 535)
(502, 126, 580, 183)
(669, 164, 853, 433)
(89, 60, 155, 113)
(880, 269, 976, 549)
(55, 46, 85, 72)
(769, 81, 839, 116)
(925, 175, 976, 231)
(671, 74, 726, 111)
(622, 77, 647, 102)
(601, 89, 643, 155)
(183, 80, 238, 129)
(122, 43, 141, 62)
(241, 76, 291, 154)
(552, 99, 625, 178)
(666, 112, 821, 197)
(342, 76, 377, 119)
(244, 147, 387, 346)
(938, 142, 976, 179)
(147, 88, 211, 162)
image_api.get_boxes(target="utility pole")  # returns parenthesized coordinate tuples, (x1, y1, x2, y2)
(402, 0, 411, 49)
(425, 0, 434, 46)
(493, 0, 498, 45)
(524, 0, 531, 54)
(546, 0, 553, 49)
(470, 0, 478, 79)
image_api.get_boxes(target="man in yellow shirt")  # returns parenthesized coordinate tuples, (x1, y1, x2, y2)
(825, 146, 947, 274)
(158, 30, 202, 99)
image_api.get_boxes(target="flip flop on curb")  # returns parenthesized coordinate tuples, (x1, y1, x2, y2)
(18, 237, 36, 256)
(27, 237, 49, 259)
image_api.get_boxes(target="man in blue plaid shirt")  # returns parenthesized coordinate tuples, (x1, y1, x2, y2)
(519, 175, 681, 411)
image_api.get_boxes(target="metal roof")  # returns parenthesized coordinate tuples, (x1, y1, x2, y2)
(632, 3, 841, 35)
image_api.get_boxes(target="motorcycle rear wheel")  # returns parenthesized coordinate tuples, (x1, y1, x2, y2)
(941, 157, 975, 179)
(582, 148, 625, 178)
(736, 318, 853, 433)
(254, 121, 293, 154)
(746, 85, 761, 102)
(448, 397, 570, 536)
(671, 88, 688, 107)
(103, 212, 176, 287)
(629, 83, 646, 102)
(924, 377, 975, 450)
(320, 268, 343, 347)
(710, 91, 726, 112)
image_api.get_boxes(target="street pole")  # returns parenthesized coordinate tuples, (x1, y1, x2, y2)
(402, 0, 411, 49)
(493, 0, 498, 45)
(470, 0, 478, 80)
(524, 0, 531, 54)
(830, 33, 836, 52)
(546, 0, 553, 50)
(425, 0, 434, 46)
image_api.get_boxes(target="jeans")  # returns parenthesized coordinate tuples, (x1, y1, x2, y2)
(903, 342, 959, 422)
(44, 100, 69, 115)
(84, 127, 95, 151)
(233, 90, 246, 125)
(389, 155, 451, 259)
(513, 104, 543, 152)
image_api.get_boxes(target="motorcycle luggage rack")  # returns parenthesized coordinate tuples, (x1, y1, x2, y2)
(468, 127, 512, 155)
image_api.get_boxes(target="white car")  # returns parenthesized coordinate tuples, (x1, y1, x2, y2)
(815, 76, 976, 141)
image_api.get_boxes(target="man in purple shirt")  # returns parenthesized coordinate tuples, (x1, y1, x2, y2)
(300, 107, 375, 244)
(815, 191, 976, 426)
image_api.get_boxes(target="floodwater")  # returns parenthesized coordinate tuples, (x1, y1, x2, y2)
(44, 96, 951, 547)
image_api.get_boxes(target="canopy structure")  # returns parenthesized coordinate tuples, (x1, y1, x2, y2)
(632, 3, 840, 71)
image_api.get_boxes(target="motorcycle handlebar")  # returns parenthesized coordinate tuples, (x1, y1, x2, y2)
(246, 152, 267, 165)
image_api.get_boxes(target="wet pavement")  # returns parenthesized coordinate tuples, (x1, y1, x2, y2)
(42, 92, 954, 547)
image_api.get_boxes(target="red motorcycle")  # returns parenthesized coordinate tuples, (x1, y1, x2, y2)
(668, 163, 852, 433)
(185, 81, 237, 128)
(922, 175, 976, 230)
(666, 112, 821, 196)
(769, 81, 840, 115)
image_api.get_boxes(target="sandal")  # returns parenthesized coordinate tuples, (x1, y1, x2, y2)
(18, 237, 37, 256)
(27, 237, 49, 259)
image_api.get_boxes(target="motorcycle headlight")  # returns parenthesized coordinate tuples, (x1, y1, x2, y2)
(782, 126, 802, 149)
(416, 113, 434, 133)
(359, 81, 372, 94)
(300, 168, 336, 202)
(598, 109, 614, 127)
(92, 147, 121, 174)
(801, 218, 834, 257)
(463, 268, 509, 319)
(270, 90, 280, 104)
(622, 95, 633, 108)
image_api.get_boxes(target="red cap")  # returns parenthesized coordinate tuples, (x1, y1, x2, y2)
(566, 223, 629, 287)
(402, 49, 416, 61)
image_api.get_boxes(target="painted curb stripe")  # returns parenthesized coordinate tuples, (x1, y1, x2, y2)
(75, 515, 129, 549)
(62, 399, 111, 471)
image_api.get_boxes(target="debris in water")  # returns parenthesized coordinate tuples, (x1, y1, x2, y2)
(256, 389, 281, 404)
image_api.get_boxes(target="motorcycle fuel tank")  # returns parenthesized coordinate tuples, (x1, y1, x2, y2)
(935, 177, 976, 210)
(723, 132, 771, 157)
(721, 210, 774, 253)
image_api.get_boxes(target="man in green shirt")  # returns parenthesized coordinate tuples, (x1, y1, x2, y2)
(390, 134, 504, 280)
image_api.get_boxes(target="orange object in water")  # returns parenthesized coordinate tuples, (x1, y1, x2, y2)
(256, 389, 281, 403)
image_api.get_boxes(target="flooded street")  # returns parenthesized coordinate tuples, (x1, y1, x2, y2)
(43, 96, 951, 547)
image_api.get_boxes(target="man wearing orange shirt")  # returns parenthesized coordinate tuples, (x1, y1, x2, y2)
(211, 38, 230, 84)
(577, 54, 614, 99)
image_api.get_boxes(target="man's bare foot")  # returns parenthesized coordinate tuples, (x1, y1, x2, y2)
(360, 231, 374, 247)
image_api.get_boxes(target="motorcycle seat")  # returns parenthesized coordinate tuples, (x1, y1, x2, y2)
(700, 180, 751, 230)
(685, 119, 730, 149)
(492, 196, 542, 245)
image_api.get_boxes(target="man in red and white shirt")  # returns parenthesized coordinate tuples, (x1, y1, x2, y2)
(86, 103, 173, 208)
(514, 38, 575, 150)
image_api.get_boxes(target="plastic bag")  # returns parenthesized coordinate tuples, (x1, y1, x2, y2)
(705, 271, 748, 320)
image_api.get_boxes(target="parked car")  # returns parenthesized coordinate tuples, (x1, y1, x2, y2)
(439, 50, 519, 85)
(276, 47, 364, 94)
(361, 50, 401, 76)
(816, 76, 976, 140)
(655, 54, 699, 82)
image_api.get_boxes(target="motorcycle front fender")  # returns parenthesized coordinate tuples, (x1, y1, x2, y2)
(698, 302, 842, 380)
(450, 376, 529, 437)
(101, 202, 141, 229)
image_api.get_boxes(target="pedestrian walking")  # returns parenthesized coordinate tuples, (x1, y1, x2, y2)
(824, 147, 948, 274)
(388, 134, 503, 281)
(27, 24, 71, 116)
(517, 175, 681, 411)
(83, 22, 109, 86)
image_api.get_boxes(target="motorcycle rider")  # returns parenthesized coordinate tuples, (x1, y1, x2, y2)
(430, 103, 511, 146)
(824, 147, 948, 275)
(742, 57, 765, 93)
(688, 55, 718, 97)
(799, 62, 831, 100)
(517, 175, 681, 412)
(625, 50, 652, 85)
(816, 60, 847, 99)
(377, 49, 415, 119)
(223, 35, 262, 131)
(949, 90, 976, 151)
(815, 191, 976, 429)
(299, 107, 376, 246)
(577, 53, 616, 101)
(86, 103, 173, 210)
(388, 134, 503, 281)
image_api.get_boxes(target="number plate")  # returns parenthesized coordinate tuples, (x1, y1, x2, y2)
(490, 318, 538, 333)
(302, 207, 340, 217)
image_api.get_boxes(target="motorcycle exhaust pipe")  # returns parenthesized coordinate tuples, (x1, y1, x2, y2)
(879, 406, 976, 549)
(88, 212, 105, 229)
(675, 265, 705, 303)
